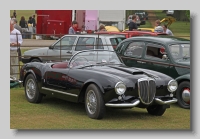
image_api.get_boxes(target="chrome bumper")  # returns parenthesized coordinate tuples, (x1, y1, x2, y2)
(105, 99, 140, 108)
(154, 98, 178, 105)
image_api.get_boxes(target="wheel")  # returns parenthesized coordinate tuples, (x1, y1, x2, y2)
(176, 81, 190, 109)
(31, 58, 41, 62)
(147, 105, 167, 116)
(24, 74, 43, 103)
(85, 84, 105, 119)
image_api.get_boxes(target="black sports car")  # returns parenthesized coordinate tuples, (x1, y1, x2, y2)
(20, 50, 178, 119)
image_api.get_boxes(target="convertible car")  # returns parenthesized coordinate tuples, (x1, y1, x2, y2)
(20, 50, 178, 119)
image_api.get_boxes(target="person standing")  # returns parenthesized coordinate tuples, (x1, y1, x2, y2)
(163, 24, 174, 36)
(31, 14, 36, 34)
(154, 20, 164, 33)
(12, 18, 22, 33)
(28, 16, 33, 24)
(13, 10, 17, 18)
(68, 21, 78, 34)
(19, 16, 28, 38)
(10, 19, 23, 79)
(98, 24, 107, 32)
(128, 14, 138, 31)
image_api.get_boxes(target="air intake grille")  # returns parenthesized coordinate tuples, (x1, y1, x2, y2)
(138, 77, 156, 104)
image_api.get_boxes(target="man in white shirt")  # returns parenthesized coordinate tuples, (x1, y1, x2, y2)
(10, 18, 23, 79)
(163, 24, 174, 36)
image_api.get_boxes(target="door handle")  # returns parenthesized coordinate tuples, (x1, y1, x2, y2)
(137, 61, 146, 64)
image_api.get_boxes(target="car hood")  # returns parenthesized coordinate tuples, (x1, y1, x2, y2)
(23, 47, 49, 56)
(85, 65, 170, 86)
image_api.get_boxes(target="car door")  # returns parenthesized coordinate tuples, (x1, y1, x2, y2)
(43, 66, 78, 101)
(73, 37, 95, 55)
(119, 41, 146, 68)
(47, 36, 77, 62)
(142, 43, 171, 76)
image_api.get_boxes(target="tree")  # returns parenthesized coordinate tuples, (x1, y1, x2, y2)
(185, 10, 190, 21)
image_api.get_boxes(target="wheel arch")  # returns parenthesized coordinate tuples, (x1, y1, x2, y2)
(23, 70, 38, 87)
(30, 57, 42, 62)
(78, 79, 105, 103)
(175, 78, 190, 96)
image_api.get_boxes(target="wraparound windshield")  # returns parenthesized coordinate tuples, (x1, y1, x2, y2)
(168, 43, 190, 61)
(69, 50, 123, 68)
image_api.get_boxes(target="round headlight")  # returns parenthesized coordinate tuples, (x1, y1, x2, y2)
(115, 82, 126, 95)
(168, 80, 178, 92)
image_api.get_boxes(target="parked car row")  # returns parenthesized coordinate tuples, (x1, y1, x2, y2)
(19, 32, 190, 120)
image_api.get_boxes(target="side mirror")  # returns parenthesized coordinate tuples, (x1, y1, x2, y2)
(66, 50, 72, 54)
(49, 46, 54, 49)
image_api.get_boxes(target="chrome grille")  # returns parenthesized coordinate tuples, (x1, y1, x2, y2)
(138, 77, 156, 104)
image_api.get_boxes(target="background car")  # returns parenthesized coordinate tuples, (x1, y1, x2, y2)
(20, 50, 178, 119)
(166, 10, 174, 16)
(116, 36, 190, 109)
(21, 34, 126, 63)
(135, 12, 146, 25)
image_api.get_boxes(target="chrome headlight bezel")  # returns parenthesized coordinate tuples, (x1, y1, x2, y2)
(167, 80, 178, 93)
(115, 82, 126, 95)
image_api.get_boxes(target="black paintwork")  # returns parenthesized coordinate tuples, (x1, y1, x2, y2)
(20, 50, 175, 108)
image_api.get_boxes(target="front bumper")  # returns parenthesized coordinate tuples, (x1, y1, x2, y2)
(105, 97, 177, 108)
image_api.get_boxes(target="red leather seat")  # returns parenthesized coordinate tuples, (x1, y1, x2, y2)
(52, 62, 68, 69)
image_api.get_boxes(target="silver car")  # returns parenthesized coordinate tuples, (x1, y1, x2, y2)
(21, 34, 126, 63)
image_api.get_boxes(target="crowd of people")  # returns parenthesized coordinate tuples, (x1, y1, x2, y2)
(127, 14, 174, 36)
(68, 20, 107, 34)
(11, 10, 37, 39)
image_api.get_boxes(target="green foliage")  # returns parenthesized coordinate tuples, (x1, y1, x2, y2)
(185, 10, 190, 21)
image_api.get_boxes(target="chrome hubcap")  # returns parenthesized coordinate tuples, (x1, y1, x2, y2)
(26, 79, 36, 99)
(182, 88, 190, 104)
(86, 90, 97, 115)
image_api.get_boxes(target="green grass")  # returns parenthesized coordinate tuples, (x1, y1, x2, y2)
(139, 20, 152, 28)
(10, 88, 190, 129)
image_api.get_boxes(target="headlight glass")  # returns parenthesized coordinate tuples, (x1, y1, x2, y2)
(168, 80, 178, 92)
(115, 82, 126, 95)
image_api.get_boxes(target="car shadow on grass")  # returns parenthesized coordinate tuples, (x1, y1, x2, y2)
(39, 96, 163, 120)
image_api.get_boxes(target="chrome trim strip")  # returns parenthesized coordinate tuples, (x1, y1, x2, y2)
(42, 87, 78, 97)
(154, 98, 177, 105)
(105, 100, 140, 108)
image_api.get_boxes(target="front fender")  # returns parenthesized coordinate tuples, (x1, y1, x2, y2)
(83, 79, 105, 94)
(23, 70, 38, 86)
(175, 73, 190, 83)
(77, 79, 107, 103)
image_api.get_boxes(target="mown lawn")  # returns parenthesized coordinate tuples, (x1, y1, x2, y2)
(10, 87, 190, 130)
